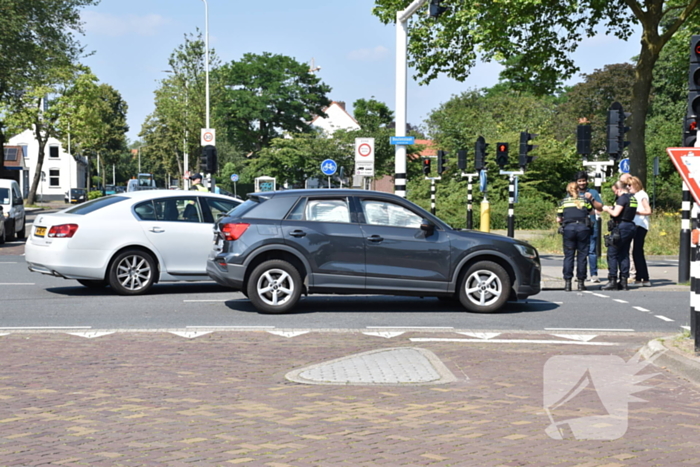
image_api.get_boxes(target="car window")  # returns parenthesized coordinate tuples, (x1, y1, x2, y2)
(203, 197, 241, 220)
(0, 188, 9, 205)
(241, 195, 298, 220)
(133, 200, 157, 221)
(305, 199, 350, 223)
(64, 196, 127, 215)
(151, 197, 202, 222)
(361, 200, 423, 228)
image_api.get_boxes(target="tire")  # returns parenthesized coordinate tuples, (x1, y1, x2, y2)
(16, 220, 25, 240)
(77, 279, 109, 289)
(108, 249, 157, 295)
(458, 261, 511, 313)
(6, 219, 15, 241)
(0, 225, 5, 245)
(246, 259, 302, 314)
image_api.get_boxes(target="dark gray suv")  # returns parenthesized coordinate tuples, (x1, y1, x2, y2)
(207, 189, 540, 314)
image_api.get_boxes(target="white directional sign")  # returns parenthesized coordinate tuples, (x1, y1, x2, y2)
(201, 128, 216, 147)
(355, 137, 375, 176)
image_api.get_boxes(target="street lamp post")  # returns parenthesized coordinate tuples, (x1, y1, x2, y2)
(202, 0, 210, 129)
(394, 0, 428, 198)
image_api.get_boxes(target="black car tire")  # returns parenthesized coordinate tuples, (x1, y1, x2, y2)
(16, 221, 25, 240)
(6, 219, 15, 241)
(77, 279, 109, 288)
(108, 249, 157, 295)
(247, 259, 302, 314)
(0, 225, 5, 244)
(458, 261, 511, 313)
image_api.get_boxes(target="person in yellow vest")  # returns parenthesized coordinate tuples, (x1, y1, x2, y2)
(557, 182, 594, 291)
(189, 173, 209, 192)
(601, 181, 638, 291)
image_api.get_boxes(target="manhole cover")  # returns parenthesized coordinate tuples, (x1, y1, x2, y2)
(285, 347, 457, 385)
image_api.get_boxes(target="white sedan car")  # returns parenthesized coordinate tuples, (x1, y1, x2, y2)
(25, 190, 242, 295)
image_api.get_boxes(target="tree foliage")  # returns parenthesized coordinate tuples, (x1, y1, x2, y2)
(215, 53, 332, 155)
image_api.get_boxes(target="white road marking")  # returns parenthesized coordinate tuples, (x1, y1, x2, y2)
(634, 306, 650, 312)
(613, 299, 628, 303)
(186, 325, 275, 329)
(268, 330, 309, 338)
(362, 332, 405, 339)
(66, 331, 115, 339)
(655, 315, 674, 322)
(682, 326, 690, 331)
(410, 338, 618, 346)
(456, 332, 501, 340)
(591, 293, 609, 298)
(550, 334, 597, 342)
(0, 262, 18, 264)
(545, 328, 635, 332)
(366, 326, 454, 329)
(0, 283, 35, 285)
(0, 326, 91, 330)
(183, 299, 228, 302)
(170, 331, 212, 339)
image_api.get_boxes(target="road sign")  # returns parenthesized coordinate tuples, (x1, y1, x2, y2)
(619, 158, 630, 173)
(321, 159, 337, 176)
(355, 138, 375, 176)
(390, 136, 415, 145)
(201, 128, 216, 146)
(668, 147, 700, 204)
(230, 174, 239, 182)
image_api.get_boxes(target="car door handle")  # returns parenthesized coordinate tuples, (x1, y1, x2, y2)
(149, 227, 165, 233)
(367, 235, 383, 243)
(289, 230, 306, 238)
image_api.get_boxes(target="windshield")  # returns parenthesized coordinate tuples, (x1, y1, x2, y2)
(0, 188, 9, 205)
(64, 195, 127, 215)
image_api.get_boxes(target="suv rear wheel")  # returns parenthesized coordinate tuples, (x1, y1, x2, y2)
(247, 259, 302, 314)
(458, 261, 510, 313)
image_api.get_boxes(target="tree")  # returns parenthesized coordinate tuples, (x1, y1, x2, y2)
(373, 0, 700, 186)
(0, 0, 98, 170)
(353, 98, 394, 131)
(215, 53, 332, 155)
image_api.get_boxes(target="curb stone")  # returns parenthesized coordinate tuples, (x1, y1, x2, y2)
(642, 337, 700, 387)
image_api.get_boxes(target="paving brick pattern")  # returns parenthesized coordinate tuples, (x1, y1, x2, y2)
(0, 332, 699, 466)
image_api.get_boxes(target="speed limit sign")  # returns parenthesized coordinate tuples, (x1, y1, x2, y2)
(201, 128, 216, 146)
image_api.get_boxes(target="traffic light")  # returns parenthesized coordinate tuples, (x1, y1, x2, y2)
(496, 143, 509, 168)
(474, 136, 488, 171)
(457, 149, 467, 170)
(202, 145, 217, 173)
(519, 132, 538, 169)
(577, 124, 592, 156)
(422, 157, 431, 175)
(685, 35, 700, 147)
(429, 0, 447, 18)
(606, 102, 630, 159)
(437, 150, 447, 175)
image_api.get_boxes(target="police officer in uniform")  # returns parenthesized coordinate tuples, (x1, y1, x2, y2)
(601, 181, 637, 291)
(557, 182, 595, 291)
(189, 173, 209, 192)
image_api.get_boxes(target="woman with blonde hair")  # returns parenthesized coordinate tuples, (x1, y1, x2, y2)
(627, 176, 652, 286)
(557, 181, 594, 291)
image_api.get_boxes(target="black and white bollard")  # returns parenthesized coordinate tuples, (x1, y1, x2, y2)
(430, 179, 436, 216)
(507, 174, 515, 238)
(680, 182, 692, 283)
(691, 220, 700, 353)
(467, 178, 473, 229)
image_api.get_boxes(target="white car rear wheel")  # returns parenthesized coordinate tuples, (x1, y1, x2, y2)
(109, 249, 156, 295)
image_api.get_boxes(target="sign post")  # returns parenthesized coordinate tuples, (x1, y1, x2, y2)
(355, 138, 375, 180)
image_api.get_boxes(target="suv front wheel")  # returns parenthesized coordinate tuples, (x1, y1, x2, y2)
(247, 259, 302, 314)
(458, 261, 510, 313)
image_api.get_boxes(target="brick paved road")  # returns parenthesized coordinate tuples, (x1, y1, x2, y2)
(1, 331, 699, 466)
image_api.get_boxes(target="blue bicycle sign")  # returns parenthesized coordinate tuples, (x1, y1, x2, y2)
(321, 159, 337, 176)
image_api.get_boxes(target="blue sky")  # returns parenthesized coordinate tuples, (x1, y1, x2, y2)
(80, 0, 641, 143)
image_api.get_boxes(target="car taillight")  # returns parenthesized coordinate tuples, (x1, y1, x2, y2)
(47, 224, 79, 238)
(220, 222, 249, 241)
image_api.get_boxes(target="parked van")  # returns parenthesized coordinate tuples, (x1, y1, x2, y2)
(0, 179, 26, 240)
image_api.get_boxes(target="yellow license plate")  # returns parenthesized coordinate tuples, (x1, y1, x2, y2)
(35, 227, 46, 237)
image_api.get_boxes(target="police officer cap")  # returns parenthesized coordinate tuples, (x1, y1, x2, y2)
(189, 173, 203, 181)
(574, 171, 589, 181)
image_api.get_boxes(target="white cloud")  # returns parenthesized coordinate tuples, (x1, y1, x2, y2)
(82, 11, 170, 37)
(347, 46, 390, 62)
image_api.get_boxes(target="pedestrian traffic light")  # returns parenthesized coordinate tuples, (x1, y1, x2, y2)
(474, 136, 488, 171)
(606, 102, 630, 160)
(429, 0, 447, 18)
(202, 145, 217, 173)
(422, 157, 431, 175)
(457, 149, 467, 170)
(519, 132, 538, 169)
(577, 124, 592, 156)
(437, 150, 447, 175)
(496, 143, 509, 168)
(685, 35, 700, 147)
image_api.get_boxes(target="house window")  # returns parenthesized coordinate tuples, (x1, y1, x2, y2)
(49, 169, 60, 187)
(3, 147, 17, 161)
(49, 146, 59, 158)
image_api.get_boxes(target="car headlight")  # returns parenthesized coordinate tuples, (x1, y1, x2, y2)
(515, 243, 537, 260)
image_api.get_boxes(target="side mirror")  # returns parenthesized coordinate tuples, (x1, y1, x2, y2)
(420, 219, 435, 236)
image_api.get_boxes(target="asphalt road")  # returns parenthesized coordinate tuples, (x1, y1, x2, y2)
(0, 252, 689, 332)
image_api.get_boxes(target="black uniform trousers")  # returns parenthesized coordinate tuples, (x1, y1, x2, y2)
(607, 221, 636, 280)
(562, 223, 591, 280)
